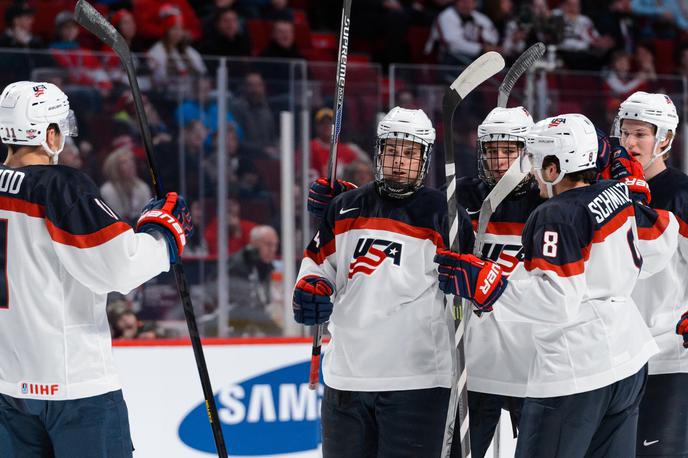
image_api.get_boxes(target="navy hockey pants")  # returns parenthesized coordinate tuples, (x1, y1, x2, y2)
(321, 385, 450, 457)
(0, 390, 133, 458)
(637, 372, 688, 456)
(449, 391, 523, 458)
(516, 365, 648, 458)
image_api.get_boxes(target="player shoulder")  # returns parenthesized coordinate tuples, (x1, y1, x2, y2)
(30, 165, 99, 208)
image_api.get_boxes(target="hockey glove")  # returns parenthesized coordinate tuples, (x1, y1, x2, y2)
(596, 129, 613, 181)
(307, 177, 357, 219)
(676, 311, 688, 349)
(136, 192, 194, 264)
(610, 146, 651, 205)
(434, 250, 508, 313)
(293, 275, 335, 325)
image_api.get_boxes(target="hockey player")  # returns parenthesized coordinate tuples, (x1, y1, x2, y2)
(293, 107, 475, 457)
(613, 92, 688, 456)
(435, 113, 677, 457)
(0, 82, 192, 457)
(452, 106, 543, 457)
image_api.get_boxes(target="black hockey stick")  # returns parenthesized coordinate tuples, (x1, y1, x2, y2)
(441, 51, 505, 458)
(73, 2, 228, 457)
(497, 42, 545, 109)
(309, 0, 352, 391)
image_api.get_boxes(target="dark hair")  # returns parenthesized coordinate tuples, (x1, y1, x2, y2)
(542, 155, 596, 184)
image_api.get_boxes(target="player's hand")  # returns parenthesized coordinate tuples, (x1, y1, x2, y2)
(610, 146, 651, 204)
(136, 192, 194, 264)
(676, 311, 688, 349)
(434, 249, 507, 313)
(596, 129, 613, 180)
(307, 177, 357, 219)
(293, 275, 335, 325)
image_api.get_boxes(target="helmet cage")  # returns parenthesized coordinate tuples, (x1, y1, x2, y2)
(477, 133, 533, 195)
(374, 131, 431, 198)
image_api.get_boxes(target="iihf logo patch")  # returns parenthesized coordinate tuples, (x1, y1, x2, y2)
(33, 84, 46, 97)
(548, 118, 566, 128)
(26, 129, 38, 139)
(349, 238, 402, 278)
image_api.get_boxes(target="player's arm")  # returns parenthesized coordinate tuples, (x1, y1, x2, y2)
(293, 202, 338, 325)
(493, 221, 588, 324)
(634, 205, 678, 278)
(48, 191, 188, 295)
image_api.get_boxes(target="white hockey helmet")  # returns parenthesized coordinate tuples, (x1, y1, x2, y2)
(375, 106, 435, 198)
(522, 113, 597, 197)
(0, 81, 78, 163)
(477, 106, 534, 190)
(615, 91, 679, 168)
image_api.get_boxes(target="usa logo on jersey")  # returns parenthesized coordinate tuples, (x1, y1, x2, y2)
(348, 238, 402, 278)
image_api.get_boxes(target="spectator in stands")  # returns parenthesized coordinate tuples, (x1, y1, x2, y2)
(396, 88, 421, 109)
(146, 4, 207, 96)
(58, 137, 83, 170)
(514, 0, 564, 50)
(635, 42, 657, 80)
(262, 0, 294, 21)
(310, 107, 367, 177)
(0, 2, 50, 83)
(100, 147, 153, 226)
(103, 9, 153, 91)
(111, 309, 160, 339)
(632, 0, 688, 32)
(259, 20, 303, 60)
(342, 158, 375, 186)
(205, 197, 257, 256)
(231, 72, 278, 156)
(179, 119, 214, 199)
(425, 0, 500, 66)
(205, 122, 259, 187)
(134, 0, 202, 42)
(604, 50, 648, 102)
(594, 0, 638, 54)
(553, 0, 614, 70)
(677, 46, 688, 78)
(50, 11, 114, 94)
(198, 7, 251, 59)
(227, 225, 282, 336)
(184, 200, 210, 257)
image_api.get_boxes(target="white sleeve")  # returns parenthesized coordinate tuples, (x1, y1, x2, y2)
(437, 9, 483, 57)
(635, 207, 679, 279)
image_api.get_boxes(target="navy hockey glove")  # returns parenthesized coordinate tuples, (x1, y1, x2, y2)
(293, 275, 334, 325)
(434, 250, 508, 313)
(596, 129, 613, 181)
(307, 177, 357, 219)
(676, 311, 688, 349)
(610, 146, 651, 204)
(136, 192, 194, 264)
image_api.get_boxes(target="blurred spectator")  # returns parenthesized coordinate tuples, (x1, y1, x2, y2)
(594, 0, 638, 54)
(58, 138, 83, 170)
(634, 42, 657, 80)
(177, 119, 214, 199)
(198, 7, 251, 59)
(205, 198, 257, 256)
(102, 9, 153, 91)
(262, 0, 294, 21)
(677, 46, 688, 78)
(342, 157, 375, 186)
(49, 11, 113, 94)
(310, 107, 367, 177)
(205, 122, 259, 186)
(184, 200, 210, 257)
(134, 0, 202, 42)
(197, 0, 238, 23)
(553, 0, 614, 70)
(425, 0, 500, 66)
(631, 0, 688, 32)
(236, 160, 273, 202)
(604, 50, 648, 101)
(515, 0, 564, 49)
(174, 76, 243, 144)
(259, 20, 303, 59)
(231, 72, 278, 156)
(111, 309, 160, 339)
(227, 225, 281, 336)
(100, 147, 152, 225)
(146, 5, 207, 95)
(396, 87, 421, 109)
(0, 2, 50, 82)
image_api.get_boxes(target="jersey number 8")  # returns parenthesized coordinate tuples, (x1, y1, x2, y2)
(542, 230, 558, 258)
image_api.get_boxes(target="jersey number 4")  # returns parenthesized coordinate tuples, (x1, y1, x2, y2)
(0, 219, 7, 309)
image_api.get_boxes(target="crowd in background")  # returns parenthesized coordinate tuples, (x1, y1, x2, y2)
(0, 0, 685, 338)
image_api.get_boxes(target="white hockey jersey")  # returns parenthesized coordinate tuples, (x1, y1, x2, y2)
(0, 164, 169, 400)
(632, 167, 688, 375)
(296, 183, 475, 392)
(493, 180, 677, 398)
(457, 178, 544, 397)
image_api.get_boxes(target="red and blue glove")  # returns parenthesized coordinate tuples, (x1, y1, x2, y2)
(610, 146, 651, 205)
(293, 275, 335, 325)
(434, 249, 508, 313)
(676, 311, 688, 349)
(136, 192, 194, 264)
(307, 177, 357, 219)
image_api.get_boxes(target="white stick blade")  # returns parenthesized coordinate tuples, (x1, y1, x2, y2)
(450, 51, 505, 99)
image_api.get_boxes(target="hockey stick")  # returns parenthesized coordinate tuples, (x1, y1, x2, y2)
(309, 0, 352, 392)
(73, 2, 229, 457)
(497, 42, 545, 109)
(441, 51, 505, 458)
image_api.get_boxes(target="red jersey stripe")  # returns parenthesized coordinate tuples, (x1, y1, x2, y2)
(637, 209, 671, 240)
(592, 206, 633, 243)
(0, 196, 45, 218)
(677, 214, 688, 238)
(45, 220, 131, 248)
(525, 257, 585, 277)
(471, 220, 525, 236)
(335, 217, 445, 248)
(305, 239, 336, 265)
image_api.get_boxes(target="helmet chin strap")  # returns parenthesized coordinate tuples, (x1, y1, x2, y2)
(534, 168, 564, 198)
(41, 136, 65, 165)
